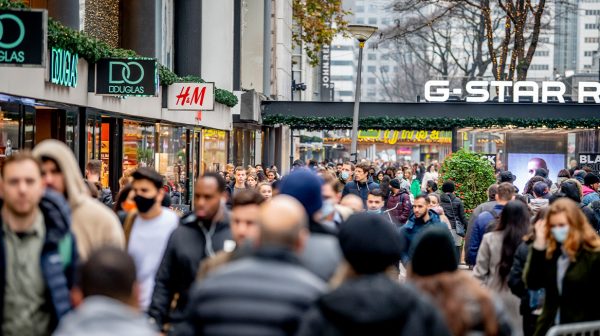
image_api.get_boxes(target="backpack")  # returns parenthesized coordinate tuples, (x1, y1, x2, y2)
(483, 209, 501, 233)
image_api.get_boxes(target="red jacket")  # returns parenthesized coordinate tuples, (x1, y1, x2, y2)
(386, 189, 412, 225)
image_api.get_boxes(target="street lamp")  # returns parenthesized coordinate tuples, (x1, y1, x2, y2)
(348, 24, 378, 163)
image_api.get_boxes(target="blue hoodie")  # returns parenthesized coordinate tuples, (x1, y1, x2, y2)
(398, 210, 447, 265)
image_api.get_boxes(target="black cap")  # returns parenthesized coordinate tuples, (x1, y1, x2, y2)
(411, 228, 458, 276)
(339, 213, 403, 274)
(498, 171, 516, 183)
(390, 179, 401, 189)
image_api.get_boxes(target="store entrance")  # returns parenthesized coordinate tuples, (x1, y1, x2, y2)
(35, 108, 66, 144)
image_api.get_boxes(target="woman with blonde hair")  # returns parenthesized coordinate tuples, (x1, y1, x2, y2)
(525, 198, 600, 336)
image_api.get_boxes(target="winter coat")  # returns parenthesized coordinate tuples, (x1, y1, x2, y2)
(33, 140, 125, 261)
(296, 273, 451, 336)
(0, 190, 78, 332)
(342, 180, 379, 204)
(301, 227, 343, 281)
(582, 185, 600, 207)
(410, 179, 421, 199)
(467, 204, 504, 265)
(99, 187, 114, 208)
(464, 201, 497, 260)
(524, 246, 600, 336)
(54, 296, 156, 336)
(473, 231, 522, 330)
(148, 209, 232, 332)
(399, 210, 448, 265)
(439, 193, 468, 231)
(508, 240, 544, 318)
(421, 171, 438, 192)
(386, 189, 412, 225)
(529, 198, 549, 217)
(172, 247, 326, 336)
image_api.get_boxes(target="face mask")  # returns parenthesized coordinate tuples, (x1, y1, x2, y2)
(551, 226, 570, 243)
(367, 209, 383, 214)
(320, 200, 336, 220)
(122, 200, 137, 212)
(341, 171, 350, 180)
(134, 195, 157, 213)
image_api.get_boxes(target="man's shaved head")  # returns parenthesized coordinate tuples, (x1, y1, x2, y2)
(340, 194, 365, 213)
(258, 195, 308, 251)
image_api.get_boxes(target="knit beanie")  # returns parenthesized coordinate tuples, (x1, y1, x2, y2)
(339, 213, 403, 274)
(279, 168, 323, 217)
(411, 227, 458, 276)
(390, 179, 401, 189)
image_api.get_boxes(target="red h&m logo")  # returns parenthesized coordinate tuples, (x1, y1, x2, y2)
(175, 86, 206, 107)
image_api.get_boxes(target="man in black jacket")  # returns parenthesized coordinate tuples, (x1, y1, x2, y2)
(85, 159, 113, 207)
(148, 173, 232, 334)
(173, 195, 326, 336)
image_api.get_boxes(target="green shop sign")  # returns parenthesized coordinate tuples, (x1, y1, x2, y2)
(0, 9, 47, 66)
(49, 47, 78, 87)
(95, 58, 158, 96)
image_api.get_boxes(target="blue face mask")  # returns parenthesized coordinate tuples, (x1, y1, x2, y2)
(341, 171, 350, 180)
(551, 226, 570, 243)
(367, 209, 383, 214)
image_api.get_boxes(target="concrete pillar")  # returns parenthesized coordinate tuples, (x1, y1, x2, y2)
(48, 0, 80, 30)
(121, 0, 157, 58)
(174, 0, 202, 76)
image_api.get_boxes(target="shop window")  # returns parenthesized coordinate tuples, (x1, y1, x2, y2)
(156, 124, 188, 198)
(0, 107, 21, 161)
(122, 120, 155, 174)
(203, 129, 228, 172)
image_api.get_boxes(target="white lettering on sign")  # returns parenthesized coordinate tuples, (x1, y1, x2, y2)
(424, 80, 600, 103)
(167, 83, 215, 111)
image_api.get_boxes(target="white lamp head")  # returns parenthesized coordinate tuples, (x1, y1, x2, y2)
(347, 24, 379, 42)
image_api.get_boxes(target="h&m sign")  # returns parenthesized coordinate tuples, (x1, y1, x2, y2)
(0, 9, 46, 66)
(95, 58, 158, 96)
(167, 83, 215, 111)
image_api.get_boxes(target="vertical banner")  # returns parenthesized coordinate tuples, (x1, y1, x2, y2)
(320, 43, 332, 101)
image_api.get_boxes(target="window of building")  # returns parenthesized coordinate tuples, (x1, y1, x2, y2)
(538, 37, 550, 43)
(356, 18, 365, 24)
(585, 23, 598, 29)
(380, 65, 389, 72)
(585, 9, 600, 15)
(368, 54, 377, 60)
(367, 66, 376, 73)
(584, 51, 597, 57)
(332, 60, 353, 66)
(356, 6, 364, 12)
(368, 17, 377, 25)
(339, 91, 354, 96)
(534, 50, 549, 57)
(368, 77, 376, 84)
(529, 64, 549, 70)
(585, 37, 599, 43)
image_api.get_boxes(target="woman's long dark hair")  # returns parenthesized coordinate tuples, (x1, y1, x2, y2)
(496, 200, 531, 284)
(113, 184, 133, 213)
(380, 176, 391, 198)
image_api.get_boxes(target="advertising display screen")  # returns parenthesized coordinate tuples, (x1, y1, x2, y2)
(507, 153, 566, 191)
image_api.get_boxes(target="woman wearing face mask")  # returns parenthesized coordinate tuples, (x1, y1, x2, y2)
(113, 184, 135, 225)
(524, 198, 600, 336)
(427, 193, 451, 230)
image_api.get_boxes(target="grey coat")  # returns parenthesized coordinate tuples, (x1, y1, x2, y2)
(301, 233, 342, 281)
(53, 296, 157, 336)
(172, 247, 326, 336)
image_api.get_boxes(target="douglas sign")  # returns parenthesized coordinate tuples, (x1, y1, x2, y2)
(424, 80, 600, 103)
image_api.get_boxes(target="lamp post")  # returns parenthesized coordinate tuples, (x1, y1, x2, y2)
(348, 24, 378, 163)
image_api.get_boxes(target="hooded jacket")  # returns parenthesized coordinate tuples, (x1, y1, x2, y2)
(386, 189, 411, 225)
(439, 193, 468, 231)
(582, 185, 600, 207)
(297, 274, 451, 336)
(560, 181, 600, 231)
(54, 296, 156, 336)
(342, 179, 379, 204)
(398, 210, 447, 265)
(0, 190, 78, 333)
(529, 198, 549, 217)
(33, 140, 124, 261)
(148, 209, 232, 332)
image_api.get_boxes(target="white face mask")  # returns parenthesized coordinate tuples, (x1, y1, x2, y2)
(551, 226, 570, 244)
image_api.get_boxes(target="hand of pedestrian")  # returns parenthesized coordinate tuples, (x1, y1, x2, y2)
(533, 218, 547, 250)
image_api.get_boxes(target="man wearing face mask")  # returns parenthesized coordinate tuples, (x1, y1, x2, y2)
(339, 161, 354, 185)
(124, 168, 179, 312)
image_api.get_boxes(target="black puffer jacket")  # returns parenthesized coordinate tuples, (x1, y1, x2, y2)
(172, 247, 325, 336)
(296, 274, 451, 336)
(440, 193, 468, 231)
(148, 210, 232, 332)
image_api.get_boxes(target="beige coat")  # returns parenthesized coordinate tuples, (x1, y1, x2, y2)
(33, 140, 125, 260)
(473, 231, 522, 331)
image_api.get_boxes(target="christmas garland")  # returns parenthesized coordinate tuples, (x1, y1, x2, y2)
(263, 114, 600, 130)
(1, 1, 238, 107)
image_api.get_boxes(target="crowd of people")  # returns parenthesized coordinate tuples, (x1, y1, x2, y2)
(2, 145, 600, 336)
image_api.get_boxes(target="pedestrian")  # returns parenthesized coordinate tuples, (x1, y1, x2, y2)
(426, 180, 438, 193)
(175, 196, 326, 336)
(498, 170, 519, 193)
(297, 213, 451, 336)
(225, 163, 235, 178)
(399, 194, 448, 265)
(123, 168, 179, 311)
(421, 164, 439, 192)
(524, 198, 600, 336)
(33, 139, 125, 261)
(529, 181, 550, 217)
(386, 179, 412, 226)
(320, 174, 351, 228)
(339, 161, 354, 185)
(552, 169, 571, 194)
(581, 172, 600, 207)
(342, 162, 379, 205)
(473, 200, 531, 331)
(85, 159, 113, 207)
(0, 152, 77, 334)
(366, 189, 386, 214)
(257, 182, 273, 200)
(379, 175, 392, 204)
(464, 184, 498, 263)
(524, 176, 547, 201)
(467, 182, 515, 266)
(340, 194, 365, 213)
(509, 207, 549, 336)
(428, 193, 451, 229)
(555, 179, 600, 232)
(147, 173, 232, 334)
(376, 171, 385, 184)
(279, 169, 342, 281)
(113, 184, 136, 224)
(440, 181, 468, 257)
(267, 170, 278, 183)
(226, 166, 247, 208)
(409, 228, 513, 336)
(54, 247, 156, 336)
(404, 168, 421, 199)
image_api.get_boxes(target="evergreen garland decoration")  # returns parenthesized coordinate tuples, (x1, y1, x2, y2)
(263, 114, 600, 130)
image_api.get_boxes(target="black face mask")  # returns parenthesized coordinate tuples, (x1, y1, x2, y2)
(134, 195, 156, 213)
